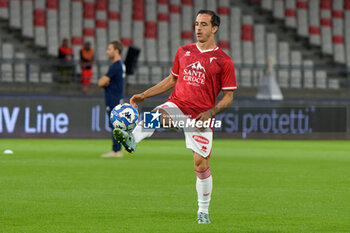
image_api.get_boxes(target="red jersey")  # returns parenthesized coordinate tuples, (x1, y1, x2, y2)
(169, 43, 237, 118)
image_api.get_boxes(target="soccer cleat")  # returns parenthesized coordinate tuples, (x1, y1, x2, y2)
(196, 212, 211, 224)
(113, 128, 137, 153)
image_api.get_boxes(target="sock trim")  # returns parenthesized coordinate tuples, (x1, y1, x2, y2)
(195, 167, 211, 180)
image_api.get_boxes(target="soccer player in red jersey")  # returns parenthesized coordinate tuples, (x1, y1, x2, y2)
(114, 10, 237, 224)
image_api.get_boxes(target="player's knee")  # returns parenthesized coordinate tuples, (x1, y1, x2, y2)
(193, 155, 209, 171)
(194, 162, 208, 171)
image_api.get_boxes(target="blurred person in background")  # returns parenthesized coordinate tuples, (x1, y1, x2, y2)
(98, 40, 126, 158)
(58, 38, 73, 83)
(80, 41, 94, 93)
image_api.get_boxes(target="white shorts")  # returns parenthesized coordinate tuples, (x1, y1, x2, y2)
(155, 101, 213, 158)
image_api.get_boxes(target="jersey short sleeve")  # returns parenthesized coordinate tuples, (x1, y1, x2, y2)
(171, 48, 181, 78)
(221, 59, 237, 91)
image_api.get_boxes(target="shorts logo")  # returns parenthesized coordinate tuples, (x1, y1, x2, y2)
(201, 146, 207, 152)
(192, 135, 209, 144)
(143, 111, 161, 129)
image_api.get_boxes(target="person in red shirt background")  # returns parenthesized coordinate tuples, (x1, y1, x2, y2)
(58, 38, 73, 83)
(80, 41, 94, 92)
(59, 38, 73, 61)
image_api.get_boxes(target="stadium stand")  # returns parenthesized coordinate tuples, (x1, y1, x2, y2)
(309, 0, 321, 46)
(0, 0, 349, 96)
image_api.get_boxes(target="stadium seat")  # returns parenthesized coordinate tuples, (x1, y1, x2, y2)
(96, 0, 108, 61)
(328, 79, 340, 89)
(315, 70, 327, 88)
(120, 0, 133, 58)
(170, 0, 181, 59)
(91, 64, 98, 84)
(290, 51, 302, 88)
(296, 0, 308, 37)
(206, 0, 217, 12)
(320, 0, 333, 55)
(273, 0, 284, 20)
(254, 24, 266, 66)
(131, 0, 145, 62)
(14, 52, 26, 82)
(181, 0, 193, 45)
(22, 0, 34, 38)
(285, 0, 297, 28)
(145, 0, 157, 63)
(34, 0, 47, 47)
(41, 72, 53, 83)
(108, 0, 120, 44)
(242, 15, 254, 65)
(240, 68, 252, 87)
(158, 0, 170, 62)
(137, 66, 150, 84)
(261, 0, 273, 11)
(346, 1, 350, 67)
(150, 66, 162, 84)
(193, 0, 204, 16)
(29, 64, 40, 83)
(71, 0, 83, 60)
(254, 24, 266, 86)
(303, 59, 314, 88)
(83, 1, 96, 50)
(278, 42, 290, 88)
(1, 63, 13, 82)
(230, 6, 242, 65)
(1, 43, 14, 82)
(309, 0, 321, 46)
(127, 73, 137, 84)
(9, 0, 21, 29)
(58, 0, 70, 42)
(47, 0, 59, 56)
(241, 15, 254, 87)
(266, 33, 278, 66)
(332, 0, 345, 63)
(217, 0, 230, 54)
(0, 0, 9, 19)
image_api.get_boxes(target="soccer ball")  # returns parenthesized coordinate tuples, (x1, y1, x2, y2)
(110, 104, 139, 131)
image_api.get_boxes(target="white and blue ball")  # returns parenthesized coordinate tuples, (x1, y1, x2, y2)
(110, 104, 139, 131)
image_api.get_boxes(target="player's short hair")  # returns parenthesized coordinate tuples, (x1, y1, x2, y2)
(109, 40, 123, 54)
(196, 10, 221, 28)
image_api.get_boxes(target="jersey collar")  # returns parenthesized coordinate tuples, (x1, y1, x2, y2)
(196, 43, 219, 53)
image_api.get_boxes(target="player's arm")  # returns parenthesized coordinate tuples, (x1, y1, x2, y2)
(130, 74, 177, 107)
(196, 91, 234, 122)
(98, 75, 110, 87)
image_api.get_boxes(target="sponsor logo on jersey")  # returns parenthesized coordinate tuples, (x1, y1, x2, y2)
(186, 61, 206, 73)
(193, 135, 210, 144)
(183, 61, 206, 86)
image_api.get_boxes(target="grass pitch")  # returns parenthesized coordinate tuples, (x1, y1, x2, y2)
(0, 139, 349, 233)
